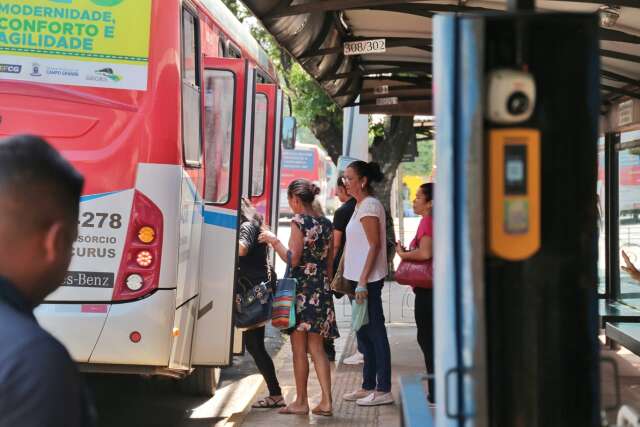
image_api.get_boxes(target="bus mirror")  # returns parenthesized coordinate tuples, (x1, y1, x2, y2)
(282, 117, 297, 150)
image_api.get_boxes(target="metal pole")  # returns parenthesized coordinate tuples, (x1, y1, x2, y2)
(507, 0, 535, 12)
(397, 164, 405, 244)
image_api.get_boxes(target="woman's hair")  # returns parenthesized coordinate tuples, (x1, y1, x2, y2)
(287, 178, 320, 205)
(336, 175, 346, 189)
(419, 183, 434, 202)
(240, 197, 263, 228)
(348, 161, 384, 192)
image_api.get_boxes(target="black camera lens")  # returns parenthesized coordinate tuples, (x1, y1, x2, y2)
(507, 91, 530, 116)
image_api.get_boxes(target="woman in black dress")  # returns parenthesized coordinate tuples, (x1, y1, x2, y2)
(237, 198, 284, 409)
(259, 179, 339, 417)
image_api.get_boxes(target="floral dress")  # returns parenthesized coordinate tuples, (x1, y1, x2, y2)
(288, 214, 340, 339)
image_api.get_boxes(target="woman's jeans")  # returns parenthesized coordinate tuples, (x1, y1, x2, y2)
(244, 326, 282, 396)
(351, 279, 392, 393)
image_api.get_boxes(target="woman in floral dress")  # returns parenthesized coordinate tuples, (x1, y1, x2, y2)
(259, 178, 339, 417)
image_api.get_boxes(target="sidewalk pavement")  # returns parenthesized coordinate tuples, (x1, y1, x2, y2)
(230, 321, 425, 427)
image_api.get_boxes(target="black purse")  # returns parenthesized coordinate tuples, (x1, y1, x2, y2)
(234, 255, 274, 329)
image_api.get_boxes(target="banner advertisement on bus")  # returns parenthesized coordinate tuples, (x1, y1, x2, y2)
(0, 0, 152, 90)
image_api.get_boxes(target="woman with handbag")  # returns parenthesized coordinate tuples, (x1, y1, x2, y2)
(395, 183, 435, 404)
(341, 161, 394, 407)
(259, 179, 339, 417)
(237, 198, 284, 409)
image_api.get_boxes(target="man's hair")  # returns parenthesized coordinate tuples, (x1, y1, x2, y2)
(0, 135, 84, 232)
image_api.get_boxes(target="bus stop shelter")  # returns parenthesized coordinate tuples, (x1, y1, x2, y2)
(239, 1, 640, 425)
(240, 0, 640, 117)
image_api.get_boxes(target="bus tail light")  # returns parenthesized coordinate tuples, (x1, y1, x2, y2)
(113, 191, 163, 302)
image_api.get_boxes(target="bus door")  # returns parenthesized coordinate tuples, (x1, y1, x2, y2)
(191, 57, 251, 366)
(270, 89, 284, 240)
(250, 83, 278, 226)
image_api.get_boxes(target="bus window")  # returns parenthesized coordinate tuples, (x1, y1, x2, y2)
(617, 131, 640, 308)
(182, 8, 201, 166)
(252, 93, 268, 197)
(227, 41, 242, 59)
(204, 70, 235, 204)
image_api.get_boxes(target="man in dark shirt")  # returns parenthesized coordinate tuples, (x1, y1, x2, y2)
(324, 176, 357, 361)
(0, 135, 94, 427)
(332, 178, 357, 274)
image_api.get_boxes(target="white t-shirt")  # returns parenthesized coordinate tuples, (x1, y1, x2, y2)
(343, 196, 388, 283)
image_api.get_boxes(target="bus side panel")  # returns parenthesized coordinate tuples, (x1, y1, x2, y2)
(89, 290, 176, 365)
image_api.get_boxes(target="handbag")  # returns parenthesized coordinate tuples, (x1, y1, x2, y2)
(395, 258, 433, 289)
(330, 253, 353, 295)
(234, 253, 274, 329)
(272, 251, 298, 329)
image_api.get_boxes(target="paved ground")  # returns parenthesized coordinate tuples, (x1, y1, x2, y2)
(87, 324, 285, 427)
(239, 323, 425, 427)
(85, 215, 640, 426)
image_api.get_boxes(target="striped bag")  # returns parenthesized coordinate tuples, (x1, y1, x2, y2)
(271, 251, 297, 329)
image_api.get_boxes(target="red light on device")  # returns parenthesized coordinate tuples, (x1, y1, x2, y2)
(129, 331, 142, 343)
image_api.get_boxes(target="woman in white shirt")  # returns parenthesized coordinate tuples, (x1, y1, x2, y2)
(341, 161, 394, 407)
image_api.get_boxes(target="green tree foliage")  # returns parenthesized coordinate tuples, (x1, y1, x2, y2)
(402, 140, 435, 177)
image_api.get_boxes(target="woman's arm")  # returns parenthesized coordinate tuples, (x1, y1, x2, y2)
(332, 229, 343, 266)
(356, 216, 381, 303)
(397, 235, 432, 261)
(327, 234, 335, 279)
(258, 220, 304, 266)
(238, 242, 249, 257)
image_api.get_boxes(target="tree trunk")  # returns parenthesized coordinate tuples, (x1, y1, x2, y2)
(370, 116, 415, 273)
(309, 114, 342, 164)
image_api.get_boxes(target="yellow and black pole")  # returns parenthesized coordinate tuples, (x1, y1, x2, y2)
(433, 2, 600, 426)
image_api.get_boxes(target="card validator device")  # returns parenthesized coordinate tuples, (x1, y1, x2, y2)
(489, 128, 541, 260)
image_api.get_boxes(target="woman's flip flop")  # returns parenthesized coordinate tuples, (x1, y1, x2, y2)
(278, 405, 309, 415)
(311, 408, 333, 417)
(251, 396, 286, 409)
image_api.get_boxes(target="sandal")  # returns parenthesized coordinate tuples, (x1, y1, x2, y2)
(311, 407, 333, 417)
(278, 405, 309, 415)
(252, 396, 286, 409)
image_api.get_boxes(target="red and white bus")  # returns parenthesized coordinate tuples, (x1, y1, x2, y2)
(0, 0, 287, 395)
(279, 143, 333, 216)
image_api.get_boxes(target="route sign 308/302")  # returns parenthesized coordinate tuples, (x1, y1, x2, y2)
(343, 39, 386, 56)
(62, 271, 115, 288)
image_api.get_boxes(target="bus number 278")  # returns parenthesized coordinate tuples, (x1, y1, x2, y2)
(79, 212, 123, 229)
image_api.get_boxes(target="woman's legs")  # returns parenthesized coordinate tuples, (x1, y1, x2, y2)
(287, 330, 310, 411)
(307, 333, 333, 411)
(356, 320, 377, 391)
(364, 281, 392, 393)
(244, 326, 282, 397)
(414, 288, 435, 402)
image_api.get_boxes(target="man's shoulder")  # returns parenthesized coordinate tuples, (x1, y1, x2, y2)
(0, 304, 69, 366)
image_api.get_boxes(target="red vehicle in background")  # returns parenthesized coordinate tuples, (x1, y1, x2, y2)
(279, 143, 333, 217)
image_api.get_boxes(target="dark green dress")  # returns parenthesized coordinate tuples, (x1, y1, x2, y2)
(289, 214, 340, 339)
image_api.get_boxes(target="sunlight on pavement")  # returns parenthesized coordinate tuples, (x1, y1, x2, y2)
(189, 374, 263, 420)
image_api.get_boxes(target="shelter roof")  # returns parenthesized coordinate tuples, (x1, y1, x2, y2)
(240, 1, 640, 114)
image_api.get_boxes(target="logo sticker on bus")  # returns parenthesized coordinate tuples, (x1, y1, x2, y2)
(62, 271, 115, 288)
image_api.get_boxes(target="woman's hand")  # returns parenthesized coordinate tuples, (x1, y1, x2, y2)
(622, 250, 640, 283)
(355, 280, 368, 304)
(395, 241, 406, 258)
(258, 230, 278, 246)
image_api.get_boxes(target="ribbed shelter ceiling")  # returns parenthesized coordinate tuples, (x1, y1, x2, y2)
(240, 0, 640, 115)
